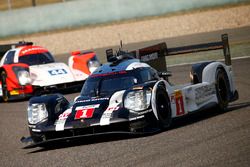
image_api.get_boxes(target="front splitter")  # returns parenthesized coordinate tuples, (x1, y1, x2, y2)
(21, 128, 160, 149)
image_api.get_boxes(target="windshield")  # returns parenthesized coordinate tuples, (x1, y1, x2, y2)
(81, 72, 138, 97)
(19, 52, 55, 66)
(81, 68, 159, 97)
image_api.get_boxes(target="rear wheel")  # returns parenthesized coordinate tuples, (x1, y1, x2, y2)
(215, 68, 229, 111)
(155, 86, 172, 129)
(1, 71, 10, 102)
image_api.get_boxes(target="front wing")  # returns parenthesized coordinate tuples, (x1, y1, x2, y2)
(21, 128, 160, 149)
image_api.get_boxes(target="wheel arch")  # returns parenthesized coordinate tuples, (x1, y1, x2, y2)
(0, 64, 26, 90)
(151, 80, 171, 120)
(202, 62, 235, 93)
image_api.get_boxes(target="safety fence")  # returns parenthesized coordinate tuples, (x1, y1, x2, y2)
(0, 0, 249, 37)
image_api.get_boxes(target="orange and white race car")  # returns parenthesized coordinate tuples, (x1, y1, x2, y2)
(0, 42, 100, 102)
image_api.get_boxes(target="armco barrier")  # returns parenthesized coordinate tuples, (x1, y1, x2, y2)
(0, 0, 249, 37)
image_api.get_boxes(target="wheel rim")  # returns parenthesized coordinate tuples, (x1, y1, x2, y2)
(157, 95, 169, 119)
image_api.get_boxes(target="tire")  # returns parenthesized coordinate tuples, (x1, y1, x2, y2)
(1, 71, 10, 102)
(215, 68, 229, 111)
(155, 86, 172, 129)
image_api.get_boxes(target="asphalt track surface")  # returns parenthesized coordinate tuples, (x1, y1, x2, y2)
(0, 28, 250, 167)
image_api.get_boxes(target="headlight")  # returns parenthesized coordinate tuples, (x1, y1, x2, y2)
(18, 70, 31, 86)
(28, 103, 48, 124)
(88, 60, 100, 73)
(124, 89, 151, 111)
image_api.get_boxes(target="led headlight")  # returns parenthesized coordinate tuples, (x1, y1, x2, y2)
(28, 103, 48, 124)
(18, 70, 31, 86)
(88, 60, 100, 73)
(124, 89, 151, 111)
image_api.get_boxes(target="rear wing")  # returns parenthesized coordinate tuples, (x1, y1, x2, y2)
(130, 34, 231, 71)
(0, 41, 33, 59)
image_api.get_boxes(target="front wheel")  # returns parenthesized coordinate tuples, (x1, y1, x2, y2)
(215, 68, 229, 111)
(155, 86, 172, 129)
(1, 71, 10, 102)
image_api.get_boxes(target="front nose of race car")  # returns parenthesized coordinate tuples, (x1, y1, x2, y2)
(71, 100, 110, 124)
(26, 91, 154, 144)
(29, 63, 75, 87)
(48, 98, 131, 139)
(66, 88, 154, 129)
(66, 98, 127, 128)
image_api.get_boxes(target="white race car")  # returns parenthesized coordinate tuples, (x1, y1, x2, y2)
(21, 34, 239, 148)
(0, 42, 100, 101)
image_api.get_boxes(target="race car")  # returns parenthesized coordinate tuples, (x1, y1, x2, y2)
(22, 34, 238, 148)
(0, 42, 100, 102)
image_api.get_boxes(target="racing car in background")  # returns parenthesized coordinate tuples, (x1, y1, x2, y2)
(0, 42, 100, 101)
(22, 34, 238, 148)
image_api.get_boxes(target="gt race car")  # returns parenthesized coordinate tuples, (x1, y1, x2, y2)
(0, 42, 100, 101)
(22, 34, 238, 148)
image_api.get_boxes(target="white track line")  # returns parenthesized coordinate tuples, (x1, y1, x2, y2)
(168, 56, 250, 67)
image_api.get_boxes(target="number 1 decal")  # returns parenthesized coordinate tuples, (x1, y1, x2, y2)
(175, 90, 185, 116)
(75, 107, 94, 119)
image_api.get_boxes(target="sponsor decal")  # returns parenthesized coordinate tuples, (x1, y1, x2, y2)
(106, 106, 119, 111)
(100, 106, 120, 126)
(101, 113, 112, 119)
(195, 84, 215, 104)
(76, 97, 109, 103)
(174, 90, 185, 116)
(20, 47, 47, 55)
(31, 129, 41, 132)
(140, 52, 158, 62)
(55, 108, 72, 131)
(10, 90, 19, 95)
(75, 107, 94, 119)
(58, 111, 71, 120)
(139, 109, 152, 115)
(90, 71, 127, 78)
(129, 115, 145, 121)
(48, 69, 67, 76)
(74, 104, 100, 120)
